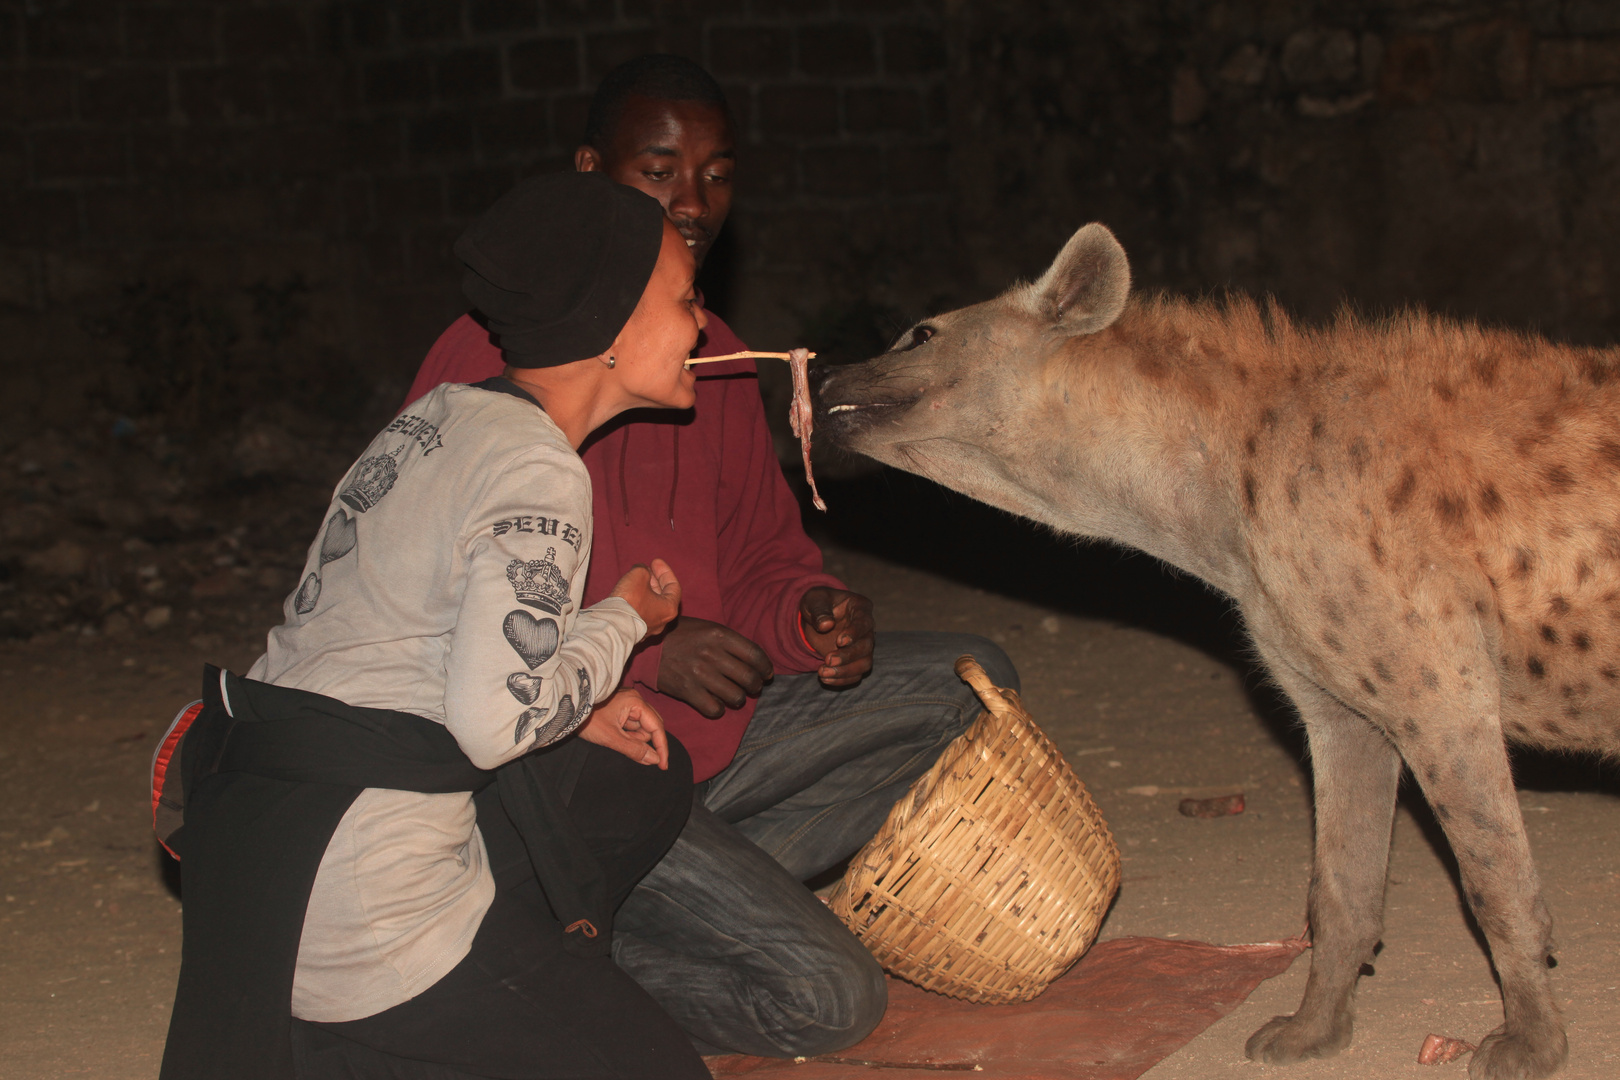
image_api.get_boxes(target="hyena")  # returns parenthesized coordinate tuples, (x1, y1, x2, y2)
(815, 223, 1620, 1079)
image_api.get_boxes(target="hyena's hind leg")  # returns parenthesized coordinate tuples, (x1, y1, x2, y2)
(1246, 661, 1402, 1064)
(1399, 708, 1565, 1080)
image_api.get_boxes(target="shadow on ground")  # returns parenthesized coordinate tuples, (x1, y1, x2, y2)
(811, 469, 1238, 655)
(808, 467, 1303, 753)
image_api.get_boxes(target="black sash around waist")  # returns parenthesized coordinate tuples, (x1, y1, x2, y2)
(159, 665, 611, 1080)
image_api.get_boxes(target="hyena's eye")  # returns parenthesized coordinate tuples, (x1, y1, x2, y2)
(895, 325, 934, 352)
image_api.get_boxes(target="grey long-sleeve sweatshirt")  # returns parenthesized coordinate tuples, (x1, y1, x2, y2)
(246, 380, 645, 1022)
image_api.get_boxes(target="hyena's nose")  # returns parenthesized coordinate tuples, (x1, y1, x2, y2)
(808, 363, 838, 400)
(811, 363, 855, 421)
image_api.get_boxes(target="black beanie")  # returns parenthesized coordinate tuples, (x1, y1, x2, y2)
(454, 172, 666, 368)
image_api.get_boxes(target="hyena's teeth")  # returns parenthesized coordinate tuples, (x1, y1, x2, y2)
(828, 404, 858, 413)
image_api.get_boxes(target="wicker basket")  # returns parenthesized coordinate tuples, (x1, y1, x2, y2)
(824, 655, 1122, 1004)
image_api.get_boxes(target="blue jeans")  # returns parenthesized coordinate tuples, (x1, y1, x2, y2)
(611, 632, 1019, 1057)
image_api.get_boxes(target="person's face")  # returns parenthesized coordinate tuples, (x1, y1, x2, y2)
(609, 219, 707, 410)
(576, 96, 735, 267)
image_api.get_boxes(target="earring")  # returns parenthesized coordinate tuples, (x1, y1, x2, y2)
(606, 356, 616, 369)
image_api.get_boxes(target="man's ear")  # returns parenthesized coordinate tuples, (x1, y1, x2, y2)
(574, 145, 603, 173)
(1031, 222, 1131, 334)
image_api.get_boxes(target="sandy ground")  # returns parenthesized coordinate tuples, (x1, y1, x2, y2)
(3, 470, 1618, 1079)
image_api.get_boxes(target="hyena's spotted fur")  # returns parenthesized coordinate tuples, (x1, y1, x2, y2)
(817, 224, 1618, 1080)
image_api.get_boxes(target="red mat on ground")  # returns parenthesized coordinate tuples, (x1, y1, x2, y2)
(708, 935, 1308, 1079)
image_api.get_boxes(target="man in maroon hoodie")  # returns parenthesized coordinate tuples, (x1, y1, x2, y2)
(405, 55, 1017, 1058)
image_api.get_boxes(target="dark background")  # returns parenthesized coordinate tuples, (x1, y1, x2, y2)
(5, 0, 1620, 642)
(5, 10, 1619, 1071)
(5, 0, 1620, 429)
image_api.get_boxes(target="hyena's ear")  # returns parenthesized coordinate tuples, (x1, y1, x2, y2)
(1030, 223, 1131, 334)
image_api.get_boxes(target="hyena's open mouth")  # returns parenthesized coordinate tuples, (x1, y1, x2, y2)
(822, 400, 916, 417)
(811, 367, 922, 437)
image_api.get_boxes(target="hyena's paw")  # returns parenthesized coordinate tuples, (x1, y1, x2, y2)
(1244, 1012, 1353, 1064)
(1468, 1024, 1568, 1080)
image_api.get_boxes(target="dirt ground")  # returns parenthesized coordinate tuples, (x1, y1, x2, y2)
(3, 469, 1619, 1079)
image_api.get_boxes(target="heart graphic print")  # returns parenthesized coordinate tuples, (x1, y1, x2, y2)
(514, 705, 550, 744)
(538, 668, 592, 743)
(503, 610, 559, 670)
(319, 510, 358, 565)
(531, 695, 574, 746)
(295, 572, 321, 615)
(507, 671, 543, 705)
(515, 668, 593, 746)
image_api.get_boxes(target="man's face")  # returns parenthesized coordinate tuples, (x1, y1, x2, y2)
(576, 96, 735, 267)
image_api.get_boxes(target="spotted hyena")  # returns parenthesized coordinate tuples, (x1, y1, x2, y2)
(815, 223, 1620, 1079)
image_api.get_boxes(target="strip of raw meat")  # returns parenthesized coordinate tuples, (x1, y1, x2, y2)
(684, 349, 827, 511)
(786, 346, 825, 511)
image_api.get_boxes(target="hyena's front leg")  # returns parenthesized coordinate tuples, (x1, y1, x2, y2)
(1246, 668, 1402, 1064)
(1401, 714, 1566, 1080)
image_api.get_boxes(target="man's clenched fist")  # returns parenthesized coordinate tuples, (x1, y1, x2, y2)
(799, 587, 875, 687)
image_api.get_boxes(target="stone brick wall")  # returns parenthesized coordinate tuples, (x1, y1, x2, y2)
(947, 1, 1620, 348)
(4, 0, 1620, 435)
(0, 0, 949, 428)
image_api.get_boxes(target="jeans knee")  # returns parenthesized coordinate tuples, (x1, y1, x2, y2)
(767, 947, 887, 1057)
(841, 948, 889, 1044)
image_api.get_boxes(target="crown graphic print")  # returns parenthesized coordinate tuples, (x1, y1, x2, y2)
(340, 445, 406, 513)
(507, 549, 570, 615)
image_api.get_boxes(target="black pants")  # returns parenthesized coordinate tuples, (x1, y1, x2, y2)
(290, 739, 708, 1080)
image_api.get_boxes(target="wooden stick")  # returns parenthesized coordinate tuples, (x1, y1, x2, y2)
(807, 1057, 982, 1071)
(684, 350, 816, 365)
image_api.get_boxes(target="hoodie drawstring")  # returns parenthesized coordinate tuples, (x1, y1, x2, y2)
(668, 427, 680, 531)
(615, 422, 681, 530)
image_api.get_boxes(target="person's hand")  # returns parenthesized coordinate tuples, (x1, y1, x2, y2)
(611, 559, 681, 636)
(656, 617, 774, 719)
(799, 587, 875, 686)
(577, 689, 669, 768)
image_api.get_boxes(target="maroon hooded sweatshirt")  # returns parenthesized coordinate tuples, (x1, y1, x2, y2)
(403, 307, 845, 781)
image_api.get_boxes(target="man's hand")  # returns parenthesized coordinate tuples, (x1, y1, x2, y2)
(577, 689, 669, 768)
(611, 558, 682, 637)
(799, 587, 875, 686)
(656, 617, 774, 719)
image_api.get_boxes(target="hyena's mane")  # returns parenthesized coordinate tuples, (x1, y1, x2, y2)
(1111, 289, 1594, 404)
